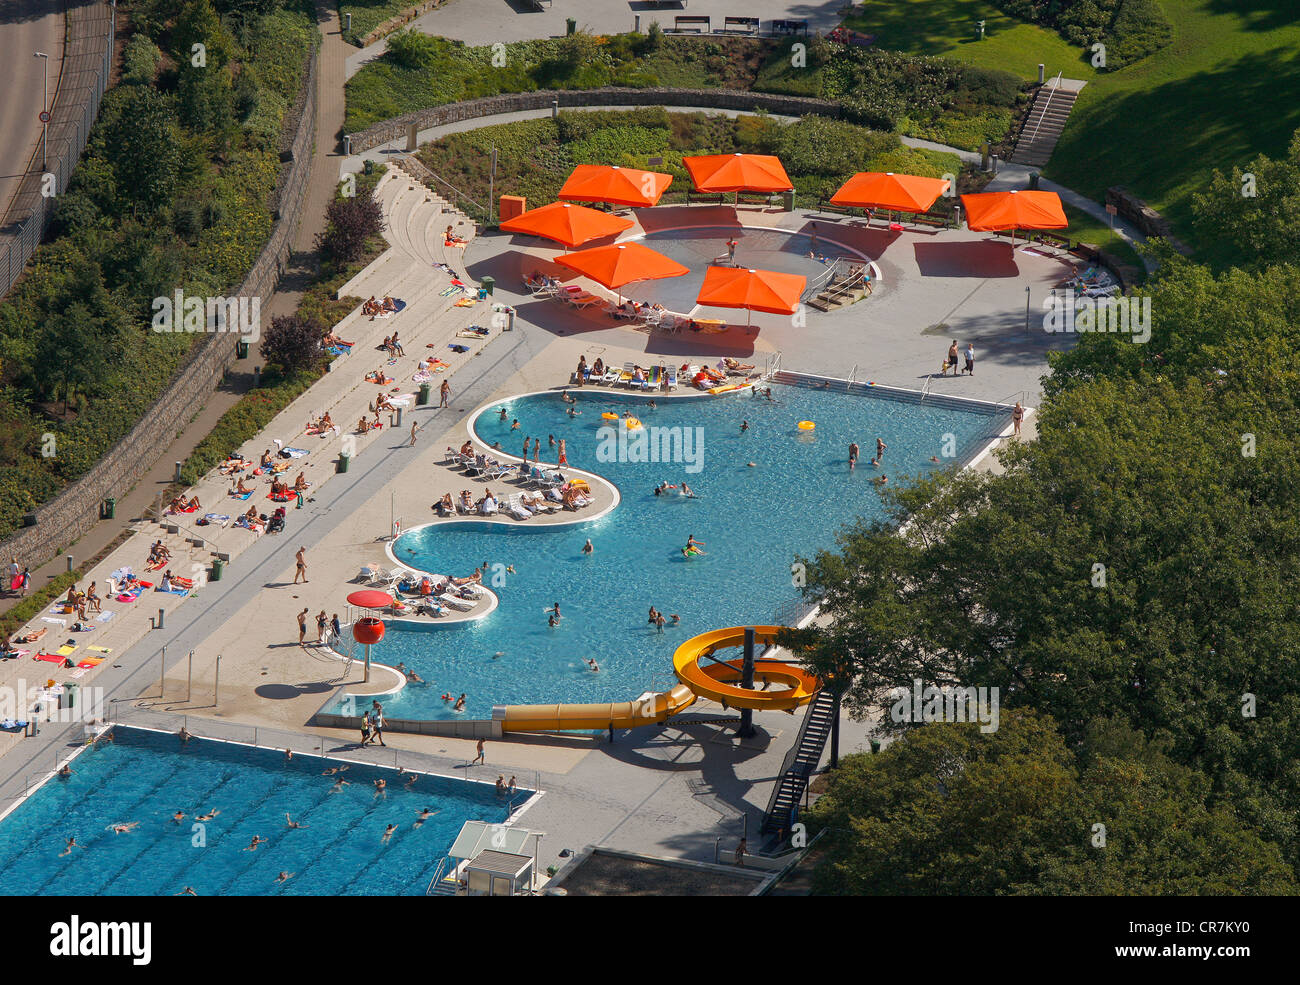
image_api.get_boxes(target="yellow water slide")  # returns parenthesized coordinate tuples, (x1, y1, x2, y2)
(497, 683, 697, 733)
(671, 625, 820, 711)
(496, 626, 819, 733)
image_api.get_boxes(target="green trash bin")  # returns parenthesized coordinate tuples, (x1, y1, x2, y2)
(418, 382, 431, 405)
(236, 339, 249, 359)
(338, 451, 351, 474)
(62, 682, 78, 710)
(1028, 171, 1040, 190)
(103, 497, 115, 520)
(212, 558, 224, 582)
(782, 190, 795, 212)
(481, 276, 495, 297)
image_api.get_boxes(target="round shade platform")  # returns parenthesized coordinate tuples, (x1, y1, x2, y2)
(627, 226, 865, 315)
(347, 589, 395, 609)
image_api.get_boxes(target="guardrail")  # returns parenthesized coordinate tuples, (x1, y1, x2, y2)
(0, 3, 115, 300)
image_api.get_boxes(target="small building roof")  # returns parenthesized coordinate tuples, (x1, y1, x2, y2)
(449, 820, 535, 860)
(467, 850, 533, 879)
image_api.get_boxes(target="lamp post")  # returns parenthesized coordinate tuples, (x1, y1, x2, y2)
(34, 52, 49, 171)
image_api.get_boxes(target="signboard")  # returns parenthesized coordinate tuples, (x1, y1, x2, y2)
(1105, 203, 1117, 215)
(39, 111, 51, 123)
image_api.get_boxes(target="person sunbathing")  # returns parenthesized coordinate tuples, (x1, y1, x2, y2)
(234, 477, 253, 495)
(458, 491, 474, 513)
(445, 225, 466, 245)
(242, 504, 260, 524)
(724, 357, 756, 372)
(293, 473, 308, 493)
(382, 297, 397, 313)
(260, 450, 274, 468)
(357, 417, 370, 434)
(376, 395, 395, 413)
(591, 358, 605, 376)
(12, 626, 47, 645)
(450, 571, 482, 586)
(436, 493, 454, 516)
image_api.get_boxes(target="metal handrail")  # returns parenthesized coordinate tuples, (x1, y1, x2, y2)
(425, 856, 450, 895)
(1024, 72, 1064, 147)
(393, 155, 488, 220)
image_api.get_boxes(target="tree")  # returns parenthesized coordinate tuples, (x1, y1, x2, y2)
(807, 711, 1296, 895)
(105, 87, 181, 219)
(260, 314, 323, 375)
(316, 194, 384, 268)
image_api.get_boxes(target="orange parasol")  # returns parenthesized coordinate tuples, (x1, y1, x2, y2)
(558, 165, 674, 208)
(696, 265, 806, 326)
(683, 154, 793, 194)
(960, 190, 1067, 245)
(554, 242, 688, 302)
(831, 172, 951, 215)
(499, 201, 634, 251)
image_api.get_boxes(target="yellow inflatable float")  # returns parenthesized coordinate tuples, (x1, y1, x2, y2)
(797, 420, 815, 431)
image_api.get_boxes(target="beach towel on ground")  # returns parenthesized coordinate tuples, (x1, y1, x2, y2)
(281, 447, 309, 458)
(454, 298, 478, 307)
(41, 617, 67, 627)
(96, 611, 114, 623)
(156, 586, 189, 596)
(87, 645, 112, 654)
(34, 653, 64, 663)
(57, 644, 78, 656)
(449, 344, 470, 353)
(77, 657, 105, 669)
(232, 491, 253, 500)
(200, 514, 231, 525)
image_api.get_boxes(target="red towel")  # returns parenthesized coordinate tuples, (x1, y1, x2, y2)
(34, 652, 64, 663)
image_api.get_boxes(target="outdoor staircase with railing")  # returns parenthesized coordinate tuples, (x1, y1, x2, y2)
(425, 856, 456, 896)
(1010, 75, 1084, 169)
(760, 688, 838, 835)
(804, 257, 869, 312)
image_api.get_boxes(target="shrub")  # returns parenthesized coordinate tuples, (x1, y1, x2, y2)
(122, 34, 162, 86)
(316, 193, 384, 267)
(260, 314, 325, 375)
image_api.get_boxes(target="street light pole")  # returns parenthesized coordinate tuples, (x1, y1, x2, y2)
(34, 52, 49, 171)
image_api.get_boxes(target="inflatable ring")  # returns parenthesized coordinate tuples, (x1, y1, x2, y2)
(797, 420, 816, 431)
(601, 412, 619, 421)
(625, 417, 643, 430)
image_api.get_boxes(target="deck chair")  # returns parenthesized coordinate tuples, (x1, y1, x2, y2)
(602, 365, 622, 385)
(666, 368, 679, 391)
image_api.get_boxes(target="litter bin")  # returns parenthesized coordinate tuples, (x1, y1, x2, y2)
(418, 382, 432, 405)
(480, 276, 495, 297)
(212, 558, 224, 582)
(103, 497, 115, 520)
(338, 451, 351, 474)
(1028, 172, 1040, 190)
(782, 190, 795, 212)
(61, 683, 78, 710)
(236, 339, 249, 359)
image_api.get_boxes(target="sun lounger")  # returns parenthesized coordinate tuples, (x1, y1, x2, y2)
(505, 494, 533, 520)
(667, 368, 678, 390)
(601, 366, 621, 385)
(436, 594, 475, 611)
(618, 362, 636, 387)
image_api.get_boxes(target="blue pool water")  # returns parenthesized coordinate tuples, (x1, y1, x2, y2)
(343, 383, 1002, 721)
(0, 728, 520, 896)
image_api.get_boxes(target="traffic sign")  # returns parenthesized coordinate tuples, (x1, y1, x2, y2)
(1105, 203, 1117, 215)
(38, 111, 50, 123)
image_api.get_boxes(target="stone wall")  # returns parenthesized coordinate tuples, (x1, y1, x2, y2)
(1106, 185, 1192, 256)
(349, 87, 844, 153)
(0, 50, 320, 568)
(356, 0, 446, 47)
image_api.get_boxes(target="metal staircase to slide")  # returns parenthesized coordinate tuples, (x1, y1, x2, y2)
(760, 688, 838, 835)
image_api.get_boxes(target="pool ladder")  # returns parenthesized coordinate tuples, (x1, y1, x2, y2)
(425, 856, 455, 896)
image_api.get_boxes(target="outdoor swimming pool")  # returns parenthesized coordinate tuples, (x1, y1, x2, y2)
(335, 382, 1005, 721)
(0, 727, 523, 896)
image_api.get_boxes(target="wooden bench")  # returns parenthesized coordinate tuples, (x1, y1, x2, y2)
(1031, 231, 1072, 250)
(673, 15, 710, 33)
(724, 16, 759, 35)
(909, 212, 952, 229)
(770, 18, 808, 35)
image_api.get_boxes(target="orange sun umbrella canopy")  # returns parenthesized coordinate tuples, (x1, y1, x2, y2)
(831, 172, 951, 213)
(558, 165, 674, 208)
(554, 242, 688, 291)
(499, 201, 634, 249)
(960, 190, 1067, 232)
(696, 266, 806, 316)
(682, 154, 793, 193)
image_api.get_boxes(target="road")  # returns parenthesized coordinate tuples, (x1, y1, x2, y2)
(0, 0, 65, 232)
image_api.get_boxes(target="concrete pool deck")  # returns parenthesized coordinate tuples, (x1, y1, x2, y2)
(0, 182, 1046, 880)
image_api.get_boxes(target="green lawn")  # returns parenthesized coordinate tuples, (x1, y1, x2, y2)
(844, 0, 1097, 81)
(338, 0, 414, 46)
(847, 0, 1300, 264)
(1061, 203, 1145, 272)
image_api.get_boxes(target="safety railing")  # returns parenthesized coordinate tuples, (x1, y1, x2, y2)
(425, 856, 451, 895)
(392, 155, 488, 223)
(1024, 72, 1064, 148)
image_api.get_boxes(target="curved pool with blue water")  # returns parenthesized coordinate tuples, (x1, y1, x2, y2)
(339, 383, 1003, 721)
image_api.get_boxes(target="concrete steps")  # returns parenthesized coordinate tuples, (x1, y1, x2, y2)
(1011, 84, 1081, 169)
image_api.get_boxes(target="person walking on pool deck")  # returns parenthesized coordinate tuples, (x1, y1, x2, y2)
(946, 340, 959, 376)
(472, 738, 485, 764)
(964, 342, 975, 376)
(316, 610, 327, 644)
(439, 380, 451, 408)
(371, 702, 387, 746)
(726, 236, 738, 264)
(558, 439, 567, 466)
(294, 547, 307, 584)
(1013, 401, 1024, 436)
(297, 608, 309, 645)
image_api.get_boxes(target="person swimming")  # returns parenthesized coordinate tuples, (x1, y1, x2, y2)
(382, 824, 397, 843)
(285, 814, 308, 829)
(582, 539, 594, 554)
(587, 658, 599, 672)
(414, 807, 440, 828)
